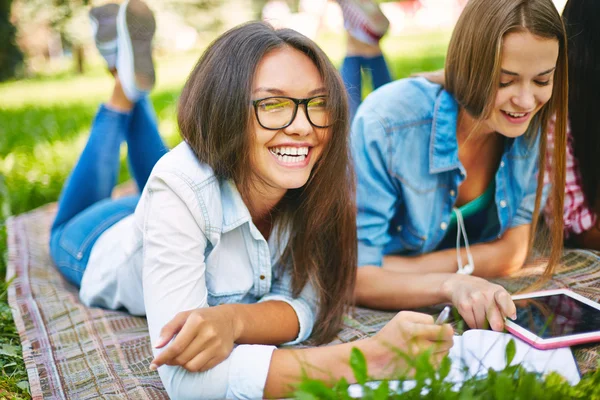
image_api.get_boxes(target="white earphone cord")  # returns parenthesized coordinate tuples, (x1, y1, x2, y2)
(454, 207, 474, 275)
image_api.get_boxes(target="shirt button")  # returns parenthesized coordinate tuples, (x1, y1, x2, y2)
(449, 190, 456, 196)
(440, 222, 448, 230)
(396, 225, 402, 232)
(500, 161, 505, 168)
(500, 200, 507, 208)
(260, 275, 266, 280)
(76, 252, 83, 260)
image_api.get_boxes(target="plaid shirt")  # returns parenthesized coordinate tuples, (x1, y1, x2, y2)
(545, 118, 598, 237)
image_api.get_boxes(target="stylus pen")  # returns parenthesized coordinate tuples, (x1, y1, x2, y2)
(435, 306, 452, 325)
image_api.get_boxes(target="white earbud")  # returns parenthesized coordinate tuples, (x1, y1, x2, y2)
(454, 207, 474, 275)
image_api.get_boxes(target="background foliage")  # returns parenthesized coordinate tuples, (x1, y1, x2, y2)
(0, 0, 23, 82)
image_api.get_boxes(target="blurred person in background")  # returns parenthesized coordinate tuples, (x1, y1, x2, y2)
(337, 0, 393, 119)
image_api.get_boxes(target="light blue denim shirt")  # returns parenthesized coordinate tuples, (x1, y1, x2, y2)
(80, 142, 317, 399)
(352, 77, 542, 267)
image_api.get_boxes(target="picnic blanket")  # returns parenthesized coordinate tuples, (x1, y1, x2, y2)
(7, 204, 600, 399)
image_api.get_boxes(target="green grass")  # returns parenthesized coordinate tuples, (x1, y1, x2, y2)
(0, 30, 449, 398)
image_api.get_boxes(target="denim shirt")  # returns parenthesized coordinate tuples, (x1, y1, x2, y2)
(352, 77, 542, 267)
(80, 142, 317, 399)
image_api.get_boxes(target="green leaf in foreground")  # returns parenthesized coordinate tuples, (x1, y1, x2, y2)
(350, 347, 368, 385)
(295, 379, 335, 400)
(505, 338, 516, 366)
(373, 379, 389, 400)
(438, 355, 451, 381)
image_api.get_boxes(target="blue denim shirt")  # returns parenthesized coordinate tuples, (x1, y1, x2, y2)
(80, 142, 318, 399)
(352, 77, 542, 267)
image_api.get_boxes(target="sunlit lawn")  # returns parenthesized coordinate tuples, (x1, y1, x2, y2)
(0, 30, 449, 398)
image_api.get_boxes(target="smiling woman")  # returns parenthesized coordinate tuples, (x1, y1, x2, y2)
(352, 0, 568, 332)
(47, 17, 454, 399)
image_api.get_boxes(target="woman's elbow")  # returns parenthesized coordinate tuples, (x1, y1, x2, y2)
(494, 226, 530, 277)
(496, 244, 528, 277)
(499, 254, 527, 276)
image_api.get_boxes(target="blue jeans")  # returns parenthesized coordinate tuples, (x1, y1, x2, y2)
(340, 54, 392, 120)
(49, 97, 168, 287)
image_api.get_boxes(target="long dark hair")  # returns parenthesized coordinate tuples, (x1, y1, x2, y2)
(177, 21, 356, 344)
(563, 0, 600, 214)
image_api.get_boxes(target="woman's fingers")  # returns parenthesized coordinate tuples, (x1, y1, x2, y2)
(456, 297, 477, 329)
(170, 333, 212, 367)
(412, 322, 454, 342)
(154, 311, 191, 348)
(399, 311, 435, 325)
(182, 348, 217, 373)
(495, 289, 517, 320)
(151, 318, 205, 368)
(485, 301, 505, 331)
(472, 292, 488, 329)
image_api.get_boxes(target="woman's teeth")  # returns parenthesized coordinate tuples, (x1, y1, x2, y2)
(269, 146, 309, 163)
(504, 111, 528, 118)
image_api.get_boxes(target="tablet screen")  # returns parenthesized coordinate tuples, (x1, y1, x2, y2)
(513, 294, 600, 339)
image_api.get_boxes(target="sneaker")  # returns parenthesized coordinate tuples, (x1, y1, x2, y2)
(337, 0, 390, 45)
(89, 3, 119, 69)
(116, 0, 156, 102)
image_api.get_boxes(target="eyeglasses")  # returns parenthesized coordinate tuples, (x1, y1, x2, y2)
(252, 96, 332, 130)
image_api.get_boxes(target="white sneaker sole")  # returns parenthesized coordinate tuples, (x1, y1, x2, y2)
(117, 0, 156, 101)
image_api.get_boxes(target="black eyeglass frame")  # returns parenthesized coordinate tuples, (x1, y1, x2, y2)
(251, 95, 332, 130)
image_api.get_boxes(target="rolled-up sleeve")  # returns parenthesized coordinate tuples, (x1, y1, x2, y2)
(259, 268, 316, 345)
(140, 171, 275, 399)
(351, 107, 399, 267)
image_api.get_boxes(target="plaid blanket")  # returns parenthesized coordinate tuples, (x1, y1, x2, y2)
(7, 205, 600, 399)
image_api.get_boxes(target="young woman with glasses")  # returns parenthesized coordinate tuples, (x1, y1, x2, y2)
(352, 0, 568, 331)
(49, 18, 453, 399)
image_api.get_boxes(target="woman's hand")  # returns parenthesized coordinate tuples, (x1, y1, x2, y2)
(441, 274, 516, 331)
(150, 306, 240, 372)
(364, 311, 454, 378)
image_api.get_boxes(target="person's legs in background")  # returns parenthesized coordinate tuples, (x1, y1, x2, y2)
(337, 0, 392, 120)
(50, 0, 161, 286)
(118, 0, 167, 190)
(126, 97, 168, 191)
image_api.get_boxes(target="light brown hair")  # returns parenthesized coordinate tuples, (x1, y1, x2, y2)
(445, 0, 568, 276)
(177, 22, 356, 344)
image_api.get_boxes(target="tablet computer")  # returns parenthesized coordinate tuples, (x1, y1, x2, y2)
(504, 289, 600, 350)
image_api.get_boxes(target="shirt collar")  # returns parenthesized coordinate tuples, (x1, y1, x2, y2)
(429, 89, 462, 174)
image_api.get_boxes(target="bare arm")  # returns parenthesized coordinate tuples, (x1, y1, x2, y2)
(263, 312, 454, 399)
(355, 268, 451, 310)
(382, 224, 530, 278)
(229, 301, 299, 344)
(354, 225, 528, 310)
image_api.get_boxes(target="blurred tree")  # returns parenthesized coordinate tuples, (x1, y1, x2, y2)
(12, 0, 224, 75)
(12, 0, 91, 74)
(251, 0, 301, 19)
(0, 0, 24, 81)
(155, 0, 222, 31)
